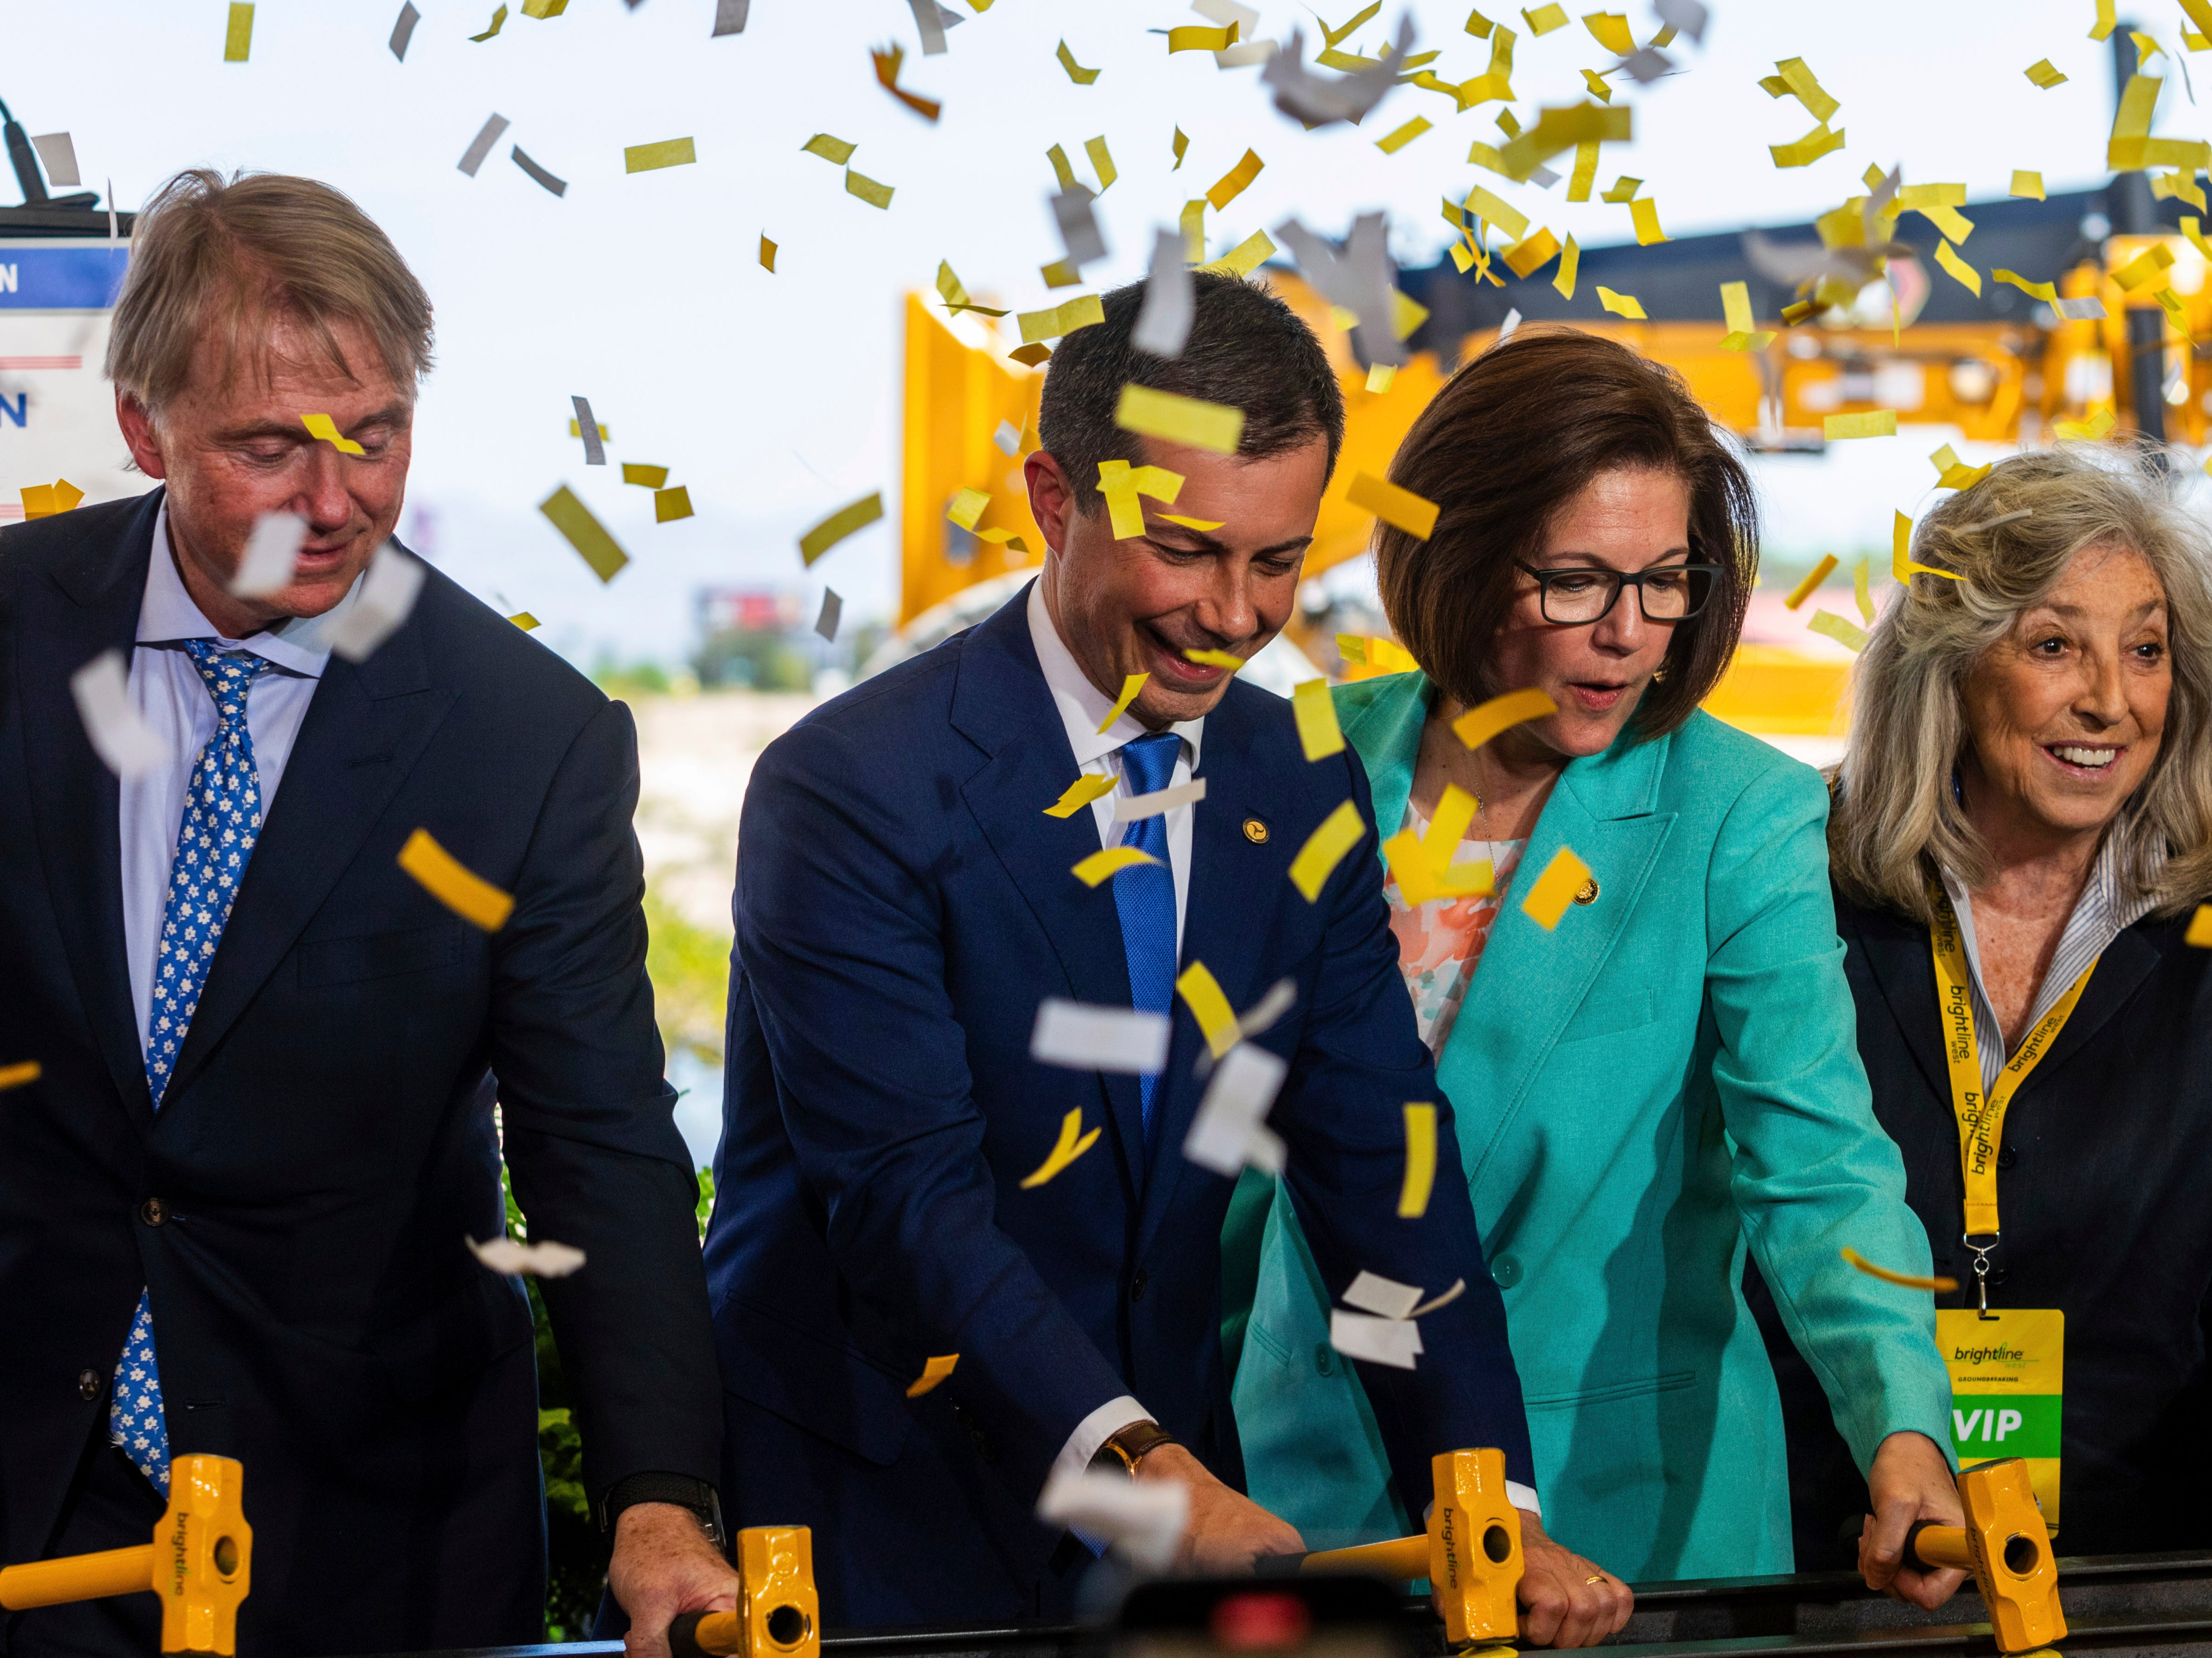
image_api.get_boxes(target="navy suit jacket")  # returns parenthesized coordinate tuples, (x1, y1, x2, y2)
(0, 492, 720, 1655)
(702, 586, 1534, 1627)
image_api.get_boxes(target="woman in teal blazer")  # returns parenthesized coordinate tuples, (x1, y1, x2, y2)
(1227, 332, 1961, 1597)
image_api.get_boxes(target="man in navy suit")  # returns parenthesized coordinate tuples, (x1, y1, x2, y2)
(0, 169, 733, 1658)
(705, 274, 1620, 1637)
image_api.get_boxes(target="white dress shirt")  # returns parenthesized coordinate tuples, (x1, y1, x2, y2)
(121, 500, 362, 1049)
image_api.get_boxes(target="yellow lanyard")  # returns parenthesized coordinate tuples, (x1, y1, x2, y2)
(1927, 886, 2095, 1308)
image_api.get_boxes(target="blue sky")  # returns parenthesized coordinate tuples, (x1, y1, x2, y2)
(0, 0, 2178, 666)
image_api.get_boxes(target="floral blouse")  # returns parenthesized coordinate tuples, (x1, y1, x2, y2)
(1380, 798, 1525, 1056)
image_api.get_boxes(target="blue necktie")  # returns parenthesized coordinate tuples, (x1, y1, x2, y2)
(112, 643, 274, 1494)
(1113, 732, 1182, 1146)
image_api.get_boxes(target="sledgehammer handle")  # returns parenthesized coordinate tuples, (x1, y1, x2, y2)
(1903, 1522, 1977, 1575)
(669, 1610, 746, 1658)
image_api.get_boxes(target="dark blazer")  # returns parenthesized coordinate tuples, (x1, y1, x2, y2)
(1753, 884, 2212, 1562)
(0, 492, 720, 1654)
(702, 586, 1534, 1628)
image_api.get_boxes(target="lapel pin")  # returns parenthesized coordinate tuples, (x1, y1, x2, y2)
(1572, 878, 1600, 906)
(1242, 817, 1269, 844)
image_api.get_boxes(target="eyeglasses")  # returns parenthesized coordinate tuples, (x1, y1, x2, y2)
(1513, 561, 1721, 625)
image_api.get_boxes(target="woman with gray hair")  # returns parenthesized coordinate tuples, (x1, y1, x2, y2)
(1761, 443, 2212, 1557)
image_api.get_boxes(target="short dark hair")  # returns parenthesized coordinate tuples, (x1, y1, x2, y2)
(1038, 272, 1345, 515)
(1375, 327, 1758, 740)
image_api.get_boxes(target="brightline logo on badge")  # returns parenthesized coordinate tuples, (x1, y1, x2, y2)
(1953, 1344, 2027, 1365)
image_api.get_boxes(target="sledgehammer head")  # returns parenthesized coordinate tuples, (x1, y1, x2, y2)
(1426, 1449, 1522, 1646)
(159, 1455, 252, 1656)
(1903, 1459, 2062, 1655)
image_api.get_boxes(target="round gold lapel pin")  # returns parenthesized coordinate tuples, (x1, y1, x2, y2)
(1572, 878, 1600, 906)
(1242, 818, 1269, 844)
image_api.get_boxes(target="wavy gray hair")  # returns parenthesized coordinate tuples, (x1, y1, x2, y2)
(1829, 443, 2212, 921)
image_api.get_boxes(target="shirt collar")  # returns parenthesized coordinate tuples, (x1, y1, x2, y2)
(1939, 828, 2151, 1034)
(1025, 577, 1204, 768)
(136, 496, 362, 678)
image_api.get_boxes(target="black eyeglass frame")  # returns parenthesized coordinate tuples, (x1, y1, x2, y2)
(1511, 560, 1724, 626)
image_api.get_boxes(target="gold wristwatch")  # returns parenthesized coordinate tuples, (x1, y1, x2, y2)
(1090, 1419, 1176, 1477)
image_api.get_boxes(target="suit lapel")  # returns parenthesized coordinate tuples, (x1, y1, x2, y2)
(1452, 729, 1676, 1177)
(19, 493, 163, 1128)
(951, 593, 1147, 1196)
(1843, 903, 1954, 1107)
(2022, 922, 2159, 1085)
(166, 578, 455, 1099)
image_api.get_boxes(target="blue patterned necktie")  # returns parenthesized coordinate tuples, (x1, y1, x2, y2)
(1113, 731, 1183, 1147)
(112, 643, 275, 1494)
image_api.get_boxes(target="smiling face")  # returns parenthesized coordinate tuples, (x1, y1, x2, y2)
(1483, 466, 1694, 762)
(117, 311, 413, 640)
(1959, 539, 2170, 851)
(1027, 434, 1328, 728)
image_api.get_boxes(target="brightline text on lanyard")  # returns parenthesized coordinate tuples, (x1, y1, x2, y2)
(1928, 884, 2095, 1314)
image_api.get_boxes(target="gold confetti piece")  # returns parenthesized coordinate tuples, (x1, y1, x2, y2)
(1891, 509, 1961, 582)
(1020, 1107, 1103, 1186)
(1177, 962, 1242, 1059)
(1522, 2, 1566, 31)
(1376, 117, 1433, 153)
(623, 462, 670, 488)
(1040, 259, 1082, 289)
(1196, 229, 1277, 278)
(1367, 360, 1399, 391)
(1172, 127, 1189, 169)
(653, 486, 693, 523)
(2154, 170, 2207, 211)
(2133, 28, 2166, 60)
(1554, 233, 1580, 298)
(1597, 285, 1645, 319)
(936, 261, 1008, 317)
(2188, 903, 2212, 946)
(1044, 774, 1118, 818)
(1854, 557, 1874, 625)
(1293, 679, 1346, 761)
(1567, 141, 1600, 201)
(1169, 23, 1238, 50)
(2093, 0, 2117, 38)
(1398, 1103, 1438, 1218)
(1346, 472, 1440, 539)
(799, 491, 884, 564)
(1421, 784, 1480, 871)
(1719, 280, 1775, 350)
(2025, 57, 2068, 87)
(1448, 242, 1476, 274)
(1183, 647, 1244, 670)
(802, 133, 857, 164)
(20, 479, 85, 518)
(1098, 672, 1148, 732)
(521, 0, 567, 15)
(1824, 410, 1896, 439)
(2055, 407, 2118, 440)
(1841, 1247, 1957, 1294)
(1319, 0, 1381, 44)
(1766, 55, 1839, 122)
(1047, 143, 1078, 191)
(1520, 845, 1592, 930)
(1451, 687, 1556, 751)
(1086, 136, 1117, 192)
(1115, 384, 1244, 455)
(845, 169, 894, 209)
(872, 44, 943, 121)
(538, 485, 630, 583)
(1808, 609, 1870, 652)
(947, 487, 990, 530)
(1581, 68, 1612, 101)
(2114, 242, 2175, 291)
(1018, 295, 1106, 343)
(1930, 444, 1992, 488)
(1393, 290, 1429, 340)
(2009, 169, 2046, 202)
(398, 827, 514, 931)
(1582, 9, 1633, 51)
(508, 611, 540, 631)
(569, 417, 610, 442)
(1206, 149, 1264, 210)
(301, 412, 364, 455)
(1503, 227, 1560, 277)
(1009, 345, 1052, 368)
(1466, 184, 1530, 241)
(1629, 196, 1667, 245)
(1599, 173, 1641, 202)
(625, 136, 697, 172)
(1466, 6, 1495, 36)
(1771, 121, 1845, 168)
(0, 1060, 40, 1091)
(1382, 824, 1450, 904)
(2189, 217, 2212, 260)
(1785, 554, 1838, 610)
(1992, 268, 2057, 303)
(470, 3, 508, 39)
(1097, 459, 1186, 538)
(1934, 240, 1981, 296)
(1289, 799, 1366, 902)
(1057, 39, 1100, 83)
(906, 1353, 962, 1394)
(225, 0, 255, 57)
(1073, 845, 1163, 886)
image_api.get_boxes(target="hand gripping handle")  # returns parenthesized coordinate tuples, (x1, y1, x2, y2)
(668, 1611, 746, 1658)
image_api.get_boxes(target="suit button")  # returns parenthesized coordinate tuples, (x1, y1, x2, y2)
(1130, 1269, 1148, 1302)
(1490, 1254, 1522, 1288)
(1996, 1146, 2017, 1169)
(78, 1368, 102, 1400)
(1313, 1343, 1335, 1377)
(139, 1198, 169, 1227)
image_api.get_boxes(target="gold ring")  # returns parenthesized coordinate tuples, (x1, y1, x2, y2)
(1584, 1575, 1606, 1584)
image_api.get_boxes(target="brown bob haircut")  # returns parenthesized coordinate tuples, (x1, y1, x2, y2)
(1375, 327, 1759, 739)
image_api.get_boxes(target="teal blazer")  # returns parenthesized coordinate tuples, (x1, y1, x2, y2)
(1227, 673, 1953, 1579)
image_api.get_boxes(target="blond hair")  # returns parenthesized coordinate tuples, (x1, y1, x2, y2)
(1830, 442, 2212, 920)
(107, 168, 433, 414)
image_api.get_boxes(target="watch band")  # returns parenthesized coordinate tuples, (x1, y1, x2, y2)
(599, 1471, 727, 1547)
(1089, 1419, 1176, 1478)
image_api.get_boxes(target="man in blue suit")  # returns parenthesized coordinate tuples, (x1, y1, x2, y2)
(706, 275, 1625, 1641)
